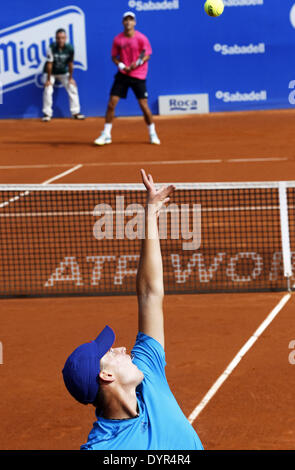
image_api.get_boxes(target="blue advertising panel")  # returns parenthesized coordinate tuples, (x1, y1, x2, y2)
(0, 0, 295, 118)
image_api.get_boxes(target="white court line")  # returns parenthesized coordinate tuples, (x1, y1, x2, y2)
(41, 164, 83, 184)
(187, 292, 292, 425)
(0, 164, 74, 169)
(228, 158, 289, 163)
(0, 160, 222, 169)
(0, 157, 289, 170)
(0, 165, 83, 209)
(84, 159, 222, 166)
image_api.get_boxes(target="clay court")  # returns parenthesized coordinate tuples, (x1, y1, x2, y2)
(0, 110, 295, 449)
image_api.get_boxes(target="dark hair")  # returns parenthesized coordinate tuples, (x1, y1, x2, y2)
(56, 28, 66, 36)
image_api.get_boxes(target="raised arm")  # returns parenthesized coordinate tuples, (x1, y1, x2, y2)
(136, 169, 175, 349)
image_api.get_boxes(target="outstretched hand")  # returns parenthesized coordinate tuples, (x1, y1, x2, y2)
(68, 78, 77, 87)
(140, 169, 175, 216)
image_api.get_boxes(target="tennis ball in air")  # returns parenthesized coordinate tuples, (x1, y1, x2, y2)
(204, 0, 224, 17)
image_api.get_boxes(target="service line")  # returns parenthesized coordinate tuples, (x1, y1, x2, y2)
(0, 157, 289, 170)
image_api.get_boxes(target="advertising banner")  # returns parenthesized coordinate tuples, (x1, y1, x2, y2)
(0, 1, 295, 118)
(158, 94, 209, 115)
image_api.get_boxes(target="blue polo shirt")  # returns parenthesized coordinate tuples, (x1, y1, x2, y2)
(81, 332, 203, 450)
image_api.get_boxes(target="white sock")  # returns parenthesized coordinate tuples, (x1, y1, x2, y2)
(148, 123, 155, 135)
(104, 123, 112, 136)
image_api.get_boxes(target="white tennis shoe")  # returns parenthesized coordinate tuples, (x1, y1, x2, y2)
(73, 113, 86, 120)
(150, 132, 161, 145)
(94, 132, 112, 146)
(42, 114, 51, 122)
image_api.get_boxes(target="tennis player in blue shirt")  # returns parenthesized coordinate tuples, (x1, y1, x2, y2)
(62, 169, 204, 450)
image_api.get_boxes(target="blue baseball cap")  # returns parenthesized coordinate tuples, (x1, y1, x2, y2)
(62, 325, 115, 405)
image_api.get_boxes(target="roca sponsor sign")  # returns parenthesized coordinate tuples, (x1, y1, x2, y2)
(158, 94, 209, 115)
(0, 6, 87, 94)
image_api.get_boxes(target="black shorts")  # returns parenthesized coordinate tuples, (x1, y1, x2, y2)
(110, 72, 148, 100)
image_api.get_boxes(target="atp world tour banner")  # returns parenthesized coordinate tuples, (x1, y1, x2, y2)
(1, 0, 295, 118)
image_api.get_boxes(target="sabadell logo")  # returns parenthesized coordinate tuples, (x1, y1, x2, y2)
(223, 0, 263, 6)
(128, 0, 179, 11)
(213, 43, 265, 55)
(215, 90, 267, 103)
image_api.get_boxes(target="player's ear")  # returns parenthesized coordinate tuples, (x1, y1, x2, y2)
(99, 370, 115, 383)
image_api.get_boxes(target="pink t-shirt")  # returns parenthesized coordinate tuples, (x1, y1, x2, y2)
(111, 30, 152, 80)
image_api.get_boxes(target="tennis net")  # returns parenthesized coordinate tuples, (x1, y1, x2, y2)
(0, 182, 294, 297)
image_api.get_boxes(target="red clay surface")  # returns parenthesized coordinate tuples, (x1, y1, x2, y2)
(0, 111, 295, 449)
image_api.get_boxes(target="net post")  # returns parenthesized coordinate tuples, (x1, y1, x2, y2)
(279, 182, 293, 291)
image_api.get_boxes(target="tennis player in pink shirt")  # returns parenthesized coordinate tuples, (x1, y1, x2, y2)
(94, 11, 161, 146)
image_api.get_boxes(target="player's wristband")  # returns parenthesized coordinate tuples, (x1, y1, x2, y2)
(118, 62, 126, 71)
